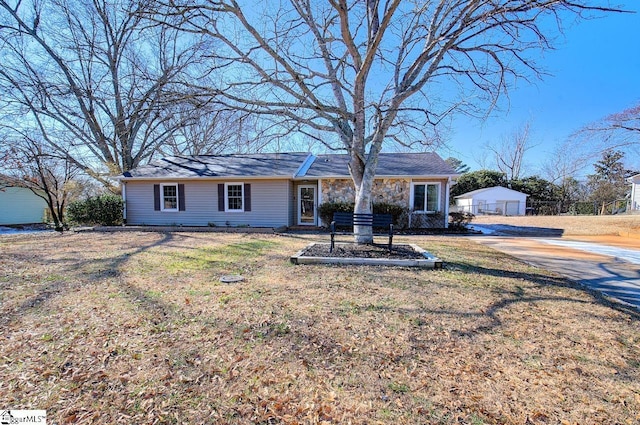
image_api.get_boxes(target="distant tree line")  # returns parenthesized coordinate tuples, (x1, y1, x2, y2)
(450, 150, 636, 215)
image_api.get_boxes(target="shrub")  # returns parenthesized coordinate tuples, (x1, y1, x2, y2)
(317, 201, 354, 226)
(372, 202, 407, 225)
(449, 211, 475, 229)
(316, 201, 409, 228)
(67, 194, 124, 226)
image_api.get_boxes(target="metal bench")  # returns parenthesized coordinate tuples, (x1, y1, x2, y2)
(330, 212, 394, 252)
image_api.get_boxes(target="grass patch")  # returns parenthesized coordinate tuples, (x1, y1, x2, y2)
(0, 231, 638, 424)
(149, 240, 277, 275)
(129, 239, 278, 277)
(388, 381, 410, 394)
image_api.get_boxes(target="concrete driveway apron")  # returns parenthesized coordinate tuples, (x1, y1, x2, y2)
(470, 235, 640, 309)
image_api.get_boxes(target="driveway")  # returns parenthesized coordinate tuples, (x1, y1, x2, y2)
(470, 234, 640, 309)
(0, 226, 52, 236)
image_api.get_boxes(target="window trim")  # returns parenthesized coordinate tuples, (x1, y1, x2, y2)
(160, 183, 179, 212)
(411, 182, 441, 213)
(224, 182, 245, 212)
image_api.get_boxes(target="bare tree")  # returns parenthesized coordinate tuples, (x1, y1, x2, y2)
(0, 0, 211, 189)
(585, 102, 640, 144)
(541, 101, 640, 185)
(155, 0, 621, 242)
(572, 102, 640, 161)
(486, 122, 535, 181)
(542, 139, 589, 184)
(156, 105, 266, 156)
(604, 104, 640, 135)
(0, 136, 81, 230)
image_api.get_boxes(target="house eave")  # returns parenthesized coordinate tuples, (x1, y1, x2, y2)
(297, 174, 459, 180)
(120, 175, 296, 182)
(121, 173, 460, 182)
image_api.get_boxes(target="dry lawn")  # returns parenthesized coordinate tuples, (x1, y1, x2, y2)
(471, 214, 640, 236)
(1, 230, 639, 425)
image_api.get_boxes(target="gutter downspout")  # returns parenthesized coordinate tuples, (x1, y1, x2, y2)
(121, 181, 127, 224)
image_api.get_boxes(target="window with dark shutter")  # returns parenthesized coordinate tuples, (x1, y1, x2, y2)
(178, 184, 186, 211)
(244, 183, 251, 212)
(160, 184, 179, 211)
(218, 184, 225, 212)
(154, 184, 160, 211)
(226, 183, 243, 211)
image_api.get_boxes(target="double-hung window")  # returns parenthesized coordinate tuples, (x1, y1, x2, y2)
(161, 183, 179, 212)
(225, 183, 244, 212)
(217, 183, 251, 213)
(412, 182, 440, 213)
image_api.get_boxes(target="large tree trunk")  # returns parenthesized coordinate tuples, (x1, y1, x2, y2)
(350, 150, 379, 244)
(353, 178, 374, 244)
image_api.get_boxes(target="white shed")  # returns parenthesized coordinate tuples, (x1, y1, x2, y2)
(454, 186, 528, 216)
(629, 174, 640, 211)
(0, 179, 47, 225)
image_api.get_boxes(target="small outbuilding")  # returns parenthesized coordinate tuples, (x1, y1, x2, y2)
(0, 175, 47, 225)
(454, 186, 528, 216)
(629, 173, 640, 211)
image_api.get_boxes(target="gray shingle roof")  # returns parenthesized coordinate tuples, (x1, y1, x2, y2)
(304, 152, 457, 177)
(121, 151, 457, 179)
(122, 152, 312, 179)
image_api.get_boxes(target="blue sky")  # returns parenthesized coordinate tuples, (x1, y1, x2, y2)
(441, 6, 640, 176)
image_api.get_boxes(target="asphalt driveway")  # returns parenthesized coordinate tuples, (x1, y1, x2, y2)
(471, 235, 640, 309)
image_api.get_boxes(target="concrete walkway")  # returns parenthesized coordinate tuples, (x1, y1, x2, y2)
(471, 235, 640, 309)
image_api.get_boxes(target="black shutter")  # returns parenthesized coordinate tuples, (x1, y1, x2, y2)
(244, 183, 251, 212)
(154, 184, 160, 211)
(218, 184, 225, 211)
(178, 184, 185, 211)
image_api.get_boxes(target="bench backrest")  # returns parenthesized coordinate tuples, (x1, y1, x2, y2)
(332, 212, 393, 227)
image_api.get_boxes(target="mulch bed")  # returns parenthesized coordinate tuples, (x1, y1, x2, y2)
(301, 243, 425, 259)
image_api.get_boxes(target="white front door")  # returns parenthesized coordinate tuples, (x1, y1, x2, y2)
(298, 185, 317, 226)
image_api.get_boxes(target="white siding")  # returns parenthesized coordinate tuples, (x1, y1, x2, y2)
(631, 176, 640, 211)
(455, 187, 527, 216)
(124, 179, 292, 227)
(0, 187, 47, 225)
(455, 198, 473, 213)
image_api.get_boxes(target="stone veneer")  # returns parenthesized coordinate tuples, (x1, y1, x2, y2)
(321, 178, 410, 206)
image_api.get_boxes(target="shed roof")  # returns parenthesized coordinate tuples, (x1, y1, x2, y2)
(454, 186, 528, 199)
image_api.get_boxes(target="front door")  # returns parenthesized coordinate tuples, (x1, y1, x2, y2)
(298, 185, 316, 226)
